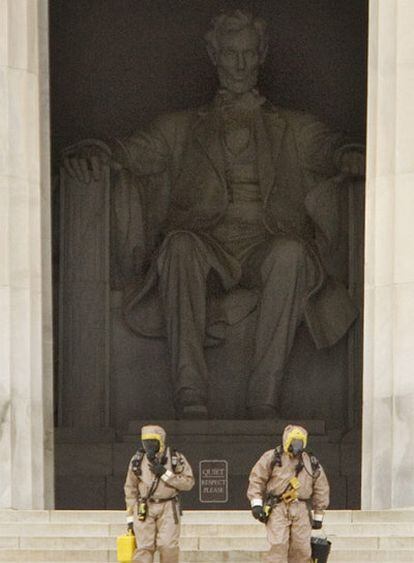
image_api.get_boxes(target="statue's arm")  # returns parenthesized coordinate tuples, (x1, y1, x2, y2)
(110, 117, 173, 177)
(293, 112, 365, 178)
(62, 115, 175, 183)
(299, 112, 365, 255)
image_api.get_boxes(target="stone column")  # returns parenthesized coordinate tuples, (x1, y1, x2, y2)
(362, 0, 414, 509)
(0, 0, 54, 508)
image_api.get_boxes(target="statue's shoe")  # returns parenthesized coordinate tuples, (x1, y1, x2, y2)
(247, 405, 278, 419)
(180, 404, 209, 420)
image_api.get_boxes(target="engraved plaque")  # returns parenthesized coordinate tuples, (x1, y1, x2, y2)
(199, 460, 228, 503)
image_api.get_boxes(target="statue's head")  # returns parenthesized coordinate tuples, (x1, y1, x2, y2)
(205, 10, 268, 94)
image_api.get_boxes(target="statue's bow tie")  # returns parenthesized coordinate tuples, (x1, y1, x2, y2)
(214, 89, 266, 113)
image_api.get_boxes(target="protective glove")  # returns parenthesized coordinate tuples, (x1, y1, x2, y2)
(251, 505, 267, 523)
(149, 461, 167, 477)
(127, 522, 135, 535)
(312, 519, 323, 530)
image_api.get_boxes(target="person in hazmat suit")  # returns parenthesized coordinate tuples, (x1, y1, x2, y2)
(124, 424, 195, 562)
(247, 424, 330, 562)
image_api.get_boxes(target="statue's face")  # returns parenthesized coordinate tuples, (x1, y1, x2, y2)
(214, 27, 262, 94)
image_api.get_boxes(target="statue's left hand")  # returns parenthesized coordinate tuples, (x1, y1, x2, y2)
(61, 139, 113, 184)
(339, 150, 365, 177)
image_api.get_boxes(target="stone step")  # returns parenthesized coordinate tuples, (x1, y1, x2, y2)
(175, 553, 414, 562)
(1, 535, 414, 550)
(1, 521, 414, 538)
(185, 522, 414, 537)
(181, 522, 414, 536)
(0, 549, 413, 562)
(1, 509, 414, 524)
(0, 510, 413, 561)
(0, 524, 110, 537)
(0, 551, 109, 561)
(174, 552, 414, 562)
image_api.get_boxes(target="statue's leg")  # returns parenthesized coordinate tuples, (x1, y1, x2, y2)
(157, 231, 211, 418)
(245, 237, 316, 417)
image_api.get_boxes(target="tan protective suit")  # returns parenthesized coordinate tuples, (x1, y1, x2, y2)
(247, 425, 330, 563)
(124, 425, 195, 562)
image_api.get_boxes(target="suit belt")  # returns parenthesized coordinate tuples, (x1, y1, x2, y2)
(147, 495, 178, 504)
(269, 495, 310, 506)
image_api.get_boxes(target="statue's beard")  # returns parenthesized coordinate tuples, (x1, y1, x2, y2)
(217, 66, 259, 95)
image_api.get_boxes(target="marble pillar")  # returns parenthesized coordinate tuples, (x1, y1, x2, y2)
(0, 0, 54, 508)
(362, 0, 414, 509)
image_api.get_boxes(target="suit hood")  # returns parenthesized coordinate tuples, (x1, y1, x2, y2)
(141, 424, 167, 454)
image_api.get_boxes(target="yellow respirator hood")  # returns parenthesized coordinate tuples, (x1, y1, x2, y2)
(141, 424, 166, 454)
(282, 425, 308, 454)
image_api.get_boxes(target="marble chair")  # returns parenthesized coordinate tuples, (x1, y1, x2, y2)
(57, 166, 363, 429)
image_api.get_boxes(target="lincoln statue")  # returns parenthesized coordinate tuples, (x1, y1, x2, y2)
(63, 10, 365, 420)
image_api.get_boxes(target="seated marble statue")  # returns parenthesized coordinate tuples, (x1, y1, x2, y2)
(63, 10, 365, 420)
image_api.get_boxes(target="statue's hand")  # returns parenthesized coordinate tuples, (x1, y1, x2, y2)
(339, 150, 365, 178)
(62, 139, 112, 184)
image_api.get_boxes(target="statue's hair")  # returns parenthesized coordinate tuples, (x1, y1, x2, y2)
(205, 10, 268, 56)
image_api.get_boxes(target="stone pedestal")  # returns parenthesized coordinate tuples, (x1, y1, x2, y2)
(0, 0, 54, 508)
(55, 420, 360, 510)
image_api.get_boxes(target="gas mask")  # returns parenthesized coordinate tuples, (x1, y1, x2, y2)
(288, 438, 304, 457)
(140, 426, 166, 462)
(142, 438, 160, 462)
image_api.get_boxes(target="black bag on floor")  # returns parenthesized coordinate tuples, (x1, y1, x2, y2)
(311, 535, 331, 562)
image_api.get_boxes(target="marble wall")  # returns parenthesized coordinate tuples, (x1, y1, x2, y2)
(0, 0, 54, 509)
(362, 0, 414, 509)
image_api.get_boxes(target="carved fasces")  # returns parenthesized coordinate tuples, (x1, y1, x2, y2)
(58, 166, 110, 428)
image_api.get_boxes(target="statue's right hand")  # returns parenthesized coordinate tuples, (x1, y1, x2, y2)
(62, 139, 112, 184)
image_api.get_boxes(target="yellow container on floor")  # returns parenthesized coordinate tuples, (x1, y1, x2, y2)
(117, 530, 136, 562)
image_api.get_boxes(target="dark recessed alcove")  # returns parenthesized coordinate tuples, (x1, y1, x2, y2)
(50, 0, 367, 510)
